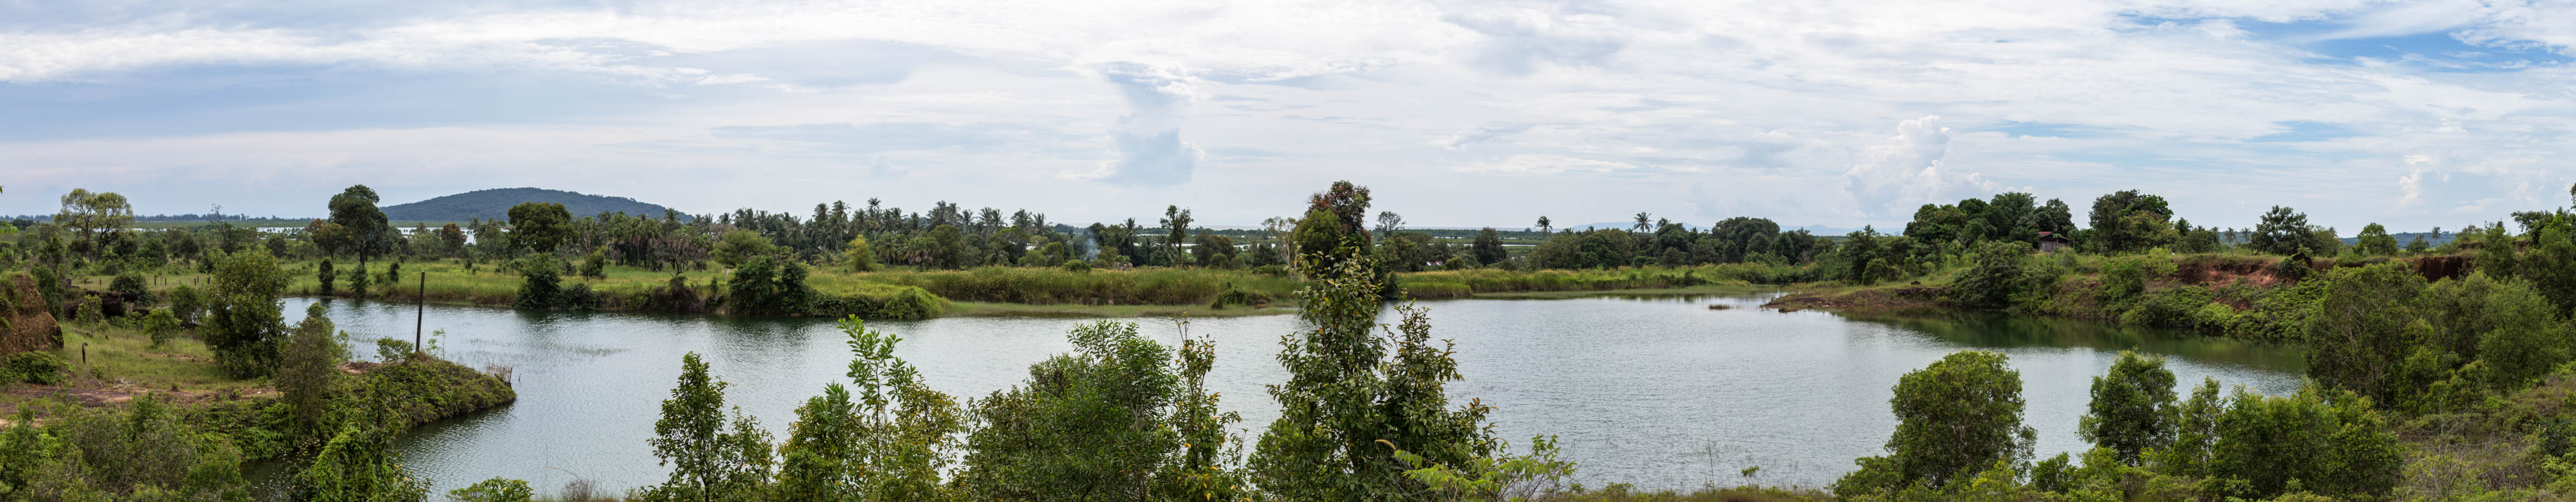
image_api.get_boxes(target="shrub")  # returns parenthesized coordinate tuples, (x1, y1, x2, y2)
(166, 284, 206, 323)
(2121, 287, 2213, 328)
(5, 351, 68, 385)
(317, 259, 337, 295)
(1209, 282, 1270, 309)
(111, 271, 150, 306)
(142, 308, 181, 347)
(448, 478, 534, 502)
(514, 255, 562, 310)
(69, 295, 104, 323)
(582, 247, 608, 279)
(1949, 242, 2029, 309)
(560, 283, 602, 311)
(1062, 259, 1091, 273)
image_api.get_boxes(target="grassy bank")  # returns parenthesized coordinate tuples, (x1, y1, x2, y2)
(6, 318, 517, 461)
(78, 259, 1806, 319)
(1761, 251, 2473, 343)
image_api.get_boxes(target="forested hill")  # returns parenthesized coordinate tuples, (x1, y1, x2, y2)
(382, 187, 685, 222)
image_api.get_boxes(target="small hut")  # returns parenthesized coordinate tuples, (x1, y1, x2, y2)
(2037, 231, 2073, 254)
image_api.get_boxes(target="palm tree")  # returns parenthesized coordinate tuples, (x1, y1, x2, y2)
(1632, 212, 1651, 233)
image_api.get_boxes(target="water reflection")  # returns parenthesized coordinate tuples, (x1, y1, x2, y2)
(263, 293, 2306, 496)
(1838, 310, 2306, 373)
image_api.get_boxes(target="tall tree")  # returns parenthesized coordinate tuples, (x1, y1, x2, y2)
(2248, 205, 2316, 255)
(506, 201, 574, 255)
(1836, 350, 2036, 495)
(328, 185, 390, 266)
(1470, 227, 1507, 265)
(2086, 190, 2172, 253)
(2080, 352, 2176, 465)
(54, 188, 135, 260)
(1248, 257, 1494, 501)
(1161, 206, 1194, 267)
(644, 353, 775, 502)
(205, 249, 293, 378)
(2353, 223, 2399, 256)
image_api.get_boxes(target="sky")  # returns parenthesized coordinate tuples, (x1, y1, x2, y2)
(5, 0, 2575, 233)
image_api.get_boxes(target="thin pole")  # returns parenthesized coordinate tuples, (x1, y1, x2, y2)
(415, 271, 426, 357)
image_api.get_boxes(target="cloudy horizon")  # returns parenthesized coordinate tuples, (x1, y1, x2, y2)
(7, 0, 2576, 233)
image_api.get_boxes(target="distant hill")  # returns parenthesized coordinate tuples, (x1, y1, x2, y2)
(382, 188, 686, 222)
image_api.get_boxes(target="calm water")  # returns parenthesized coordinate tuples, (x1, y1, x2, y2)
(272, 293, 2303, 495)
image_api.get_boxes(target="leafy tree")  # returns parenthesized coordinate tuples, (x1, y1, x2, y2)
(2304, 263, 2428, 405)
(2086, 190, 2172, 253)
(2079, 352, 2175, 465)
(328, 185, 391, 266)
(437, 223, 469, 258)
(44, 393, 252, 500)
(773, 317, 968, 501)
(842, 235, 878, 272)
(347, 262, 371, 299)
(957, 321, 1241, 501)
(1534, 216, 1550, 235)
(1836, 351, 2035, 495)
(166, 284, 205, 324)
(2353, 223, 2399, 256)
(505, 201, 574, 255)
(1470, 227, 1507, 266)
(280, 303, 350, 442)
(141, 308, 180, 348)
(2248, 205, 2317, 255)
(204, 249, 292, 378)
(643, 353, 775, 502)
(711, 229, 774, 269)
(297, 424, 431, 502)
(2422, 273, 2576, 392)
(54, 188, 135, 261)
(317, 259, 337, 295)
(1292, 181, 1373, 275)
(582, 246, 609, 279)
(1248, 258, 1494, 501)
(725, 255, 811, 316)
(2205, 386, 2402, 499)
(1948, 241, 2028, 309)
(513, 255, 562, 310)
(926, 225, 969, 269)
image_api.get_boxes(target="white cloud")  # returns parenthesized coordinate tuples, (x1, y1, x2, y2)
(12, 0, 2576, 231)
(1440, 122, 1534, 150)
(1453, 154, 1670, 176)
(1063, 63, 1203, 186)
(1841, 116, 1999, 217)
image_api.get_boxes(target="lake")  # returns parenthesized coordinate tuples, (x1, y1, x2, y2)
(271, 293, 2304, 496)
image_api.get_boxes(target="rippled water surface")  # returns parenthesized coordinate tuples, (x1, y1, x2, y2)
(274, 293, 2304, 495)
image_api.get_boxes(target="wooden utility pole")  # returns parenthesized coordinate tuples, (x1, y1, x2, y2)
(415, 271, 426, 357)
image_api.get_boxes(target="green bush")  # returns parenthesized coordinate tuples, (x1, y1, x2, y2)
(448, 478, 534, 502)
(5, 351, 69, 385)
(142, 308, 181, 347)
(166, 284, 207, 323)
(111, 271, 151, 306)
(1062, 259, 1091, 273)
(2120, 287, 2213, 328)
